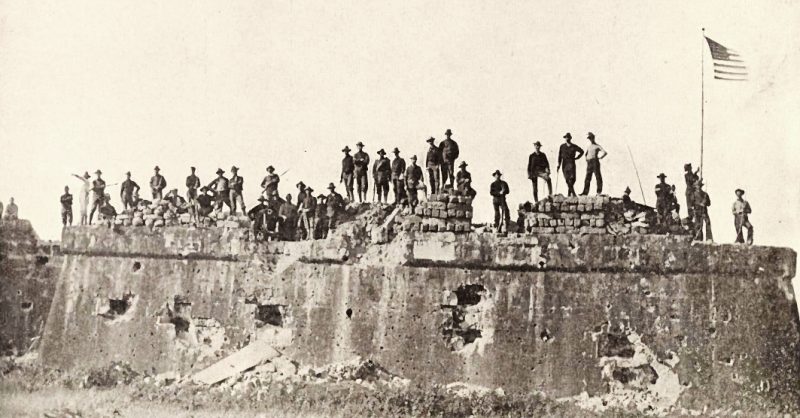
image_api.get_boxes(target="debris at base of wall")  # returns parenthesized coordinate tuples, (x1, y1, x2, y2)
(191, 337, 281, 385)
(559, 330, 683, 415)
(82, 361, 139, 389)
(445, 382, 506, 398)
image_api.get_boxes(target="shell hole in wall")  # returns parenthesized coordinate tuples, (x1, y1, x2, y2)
(256, 304, 286, 327)
(441, 284, 486, 351)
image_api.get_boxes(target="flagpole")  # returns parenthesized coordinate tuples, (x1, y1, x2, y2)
(700, 28, 705, 179)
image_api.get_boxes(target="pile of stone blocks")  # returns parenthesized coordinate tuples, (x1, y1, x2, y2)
(407, 188, 473, 233)
(521, 194, 611, 234)
(113, 201, 250, 229)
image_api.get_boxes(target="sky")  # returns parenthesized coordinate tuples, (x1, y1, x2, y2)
(1, 0, 798, 253)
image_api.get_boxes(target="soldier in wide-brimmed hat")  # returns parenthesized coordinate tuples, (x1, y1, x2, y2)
(89, 169, 107, 225)
(490, 170, 510, 232)
(456, 161, 475, 199)
(150, 165, 167, 201)
(655, 173, 671, 226)
(353, 142, 370, 202)
(207, 168, 230, 212)
(390, 147, 406, 204)
(557, 133, 584, 197)
(425, 137, 443, 193)
(528, 140, 552, 202)
(341, 146, 355, 202)
(404, 155, 424, 211)
(373, 149, 391, 203)
(692, 179, 712, 242)
(120, 171, 140, 211)
(229, 166, 245, 215)
(261, 165, 280, 198)
(580, 132, 607, 196)
(439, 129, 460, 190)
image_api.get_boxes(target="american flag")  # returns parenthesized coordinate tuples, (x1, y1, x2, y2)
(705, 37, 747, 81)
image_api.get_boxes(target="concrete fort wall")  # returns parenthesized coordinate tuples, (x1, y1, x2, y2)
(40, 226, 800, 412)
(0, 220, 61, 355)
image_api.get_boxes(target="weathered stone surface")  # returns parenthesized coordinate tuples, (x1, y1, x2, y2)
(0, 220, 60, 355)
(39, 225, 799, 413)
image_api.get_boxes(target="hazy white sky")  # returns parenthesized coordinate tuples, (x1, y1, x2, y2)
(1, 0, 798, 250)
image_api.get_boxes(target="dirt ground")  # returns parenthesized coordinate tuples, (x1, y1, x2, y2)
(0, 386, 327, 418)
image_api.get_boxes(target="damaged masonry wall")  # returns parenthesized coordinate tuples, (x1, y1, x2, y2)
(0, 219, 61, 355)
(39, 225, 800, 413)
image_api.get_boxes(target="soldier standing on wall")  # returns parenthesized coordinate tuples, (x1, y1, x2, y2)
(439, 129, 460, 189)
(340, 146, 355, 202)
(120, 171, 140, 212)
(426, 137, 442, 194)
(390, 148, 406, 204)
(655, 173, 671, 226)
(261, 166, 280, 198)
(692, 179, 713, 242)
(684, 163, 699, 224)
(60, 186, 73, 226)
(490, 170, 511, 232)
(208, 168, 230, 212)
(353, 142, 370, 202)
(298, 187, 316, 240)
(185, 167, 201, 224)
(580, 132, 607, 196)
(527, 141, 552, 202)
(557, 133, 584, 197)
(229, 166, 245, 215)
(150, 166, 167, 201)
(315, 193, 327, 239)
(89, 170, 106, 225)
(405, 155, 424, 211)
(732, 189, 753, 245)
(186, 167, 201, 202)
(278, 194, 297, 241)
(326, 183, 344, 233)
(71, 172, 92, 225)
(373, 149, 391, 203)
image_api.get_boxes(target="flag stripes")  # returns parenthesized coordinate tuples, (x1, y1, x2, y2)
(705, 36, 747, 81)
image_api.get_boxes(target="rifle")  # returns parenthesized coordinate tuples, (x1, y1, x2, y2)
(554, 169, 560, 194)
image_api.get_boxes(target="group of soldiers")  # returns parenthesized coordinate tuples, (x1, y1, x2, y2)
(61, 164, 350, 241)
(339, 129, 475, 208)
(526, 132, 608, 202)
(58, 128, 755, 245)
(649, 163, 753, 244)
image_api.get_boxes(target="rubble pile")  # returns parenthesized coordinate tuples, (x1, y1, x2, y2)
(406, 188, 473, 233)
(110, 201, 251, 229)
(521, 195, 659, 235)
